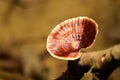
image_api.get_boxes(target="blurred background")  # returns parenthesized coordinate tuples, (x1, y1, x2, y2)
(0, 0, 120, 80)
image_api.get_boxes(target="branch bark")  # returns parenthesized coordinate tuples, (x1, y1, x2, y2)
(56, 44, 120, 80)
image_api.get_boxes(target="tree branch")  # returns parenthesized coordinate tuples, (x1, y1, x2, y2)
(56, 44, 120, 80)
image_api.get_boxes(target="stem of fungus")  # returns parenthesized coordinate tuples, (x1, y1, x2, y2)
(56, 44, 120, 80)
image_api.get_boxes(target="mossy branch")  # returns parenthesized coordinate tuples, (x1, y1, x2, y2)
(56, 44, 120, 80)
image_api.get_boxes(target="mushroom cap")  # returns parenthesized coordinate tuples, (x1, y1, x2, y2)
(47, 16, 98, 60)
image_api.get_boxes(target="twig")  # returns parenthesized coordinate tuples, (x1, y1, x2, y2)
(56, 44, 120, 80)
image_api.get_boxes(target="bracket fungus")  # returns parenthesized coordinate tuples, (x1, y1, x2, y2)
(47, 16, 98, 60)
